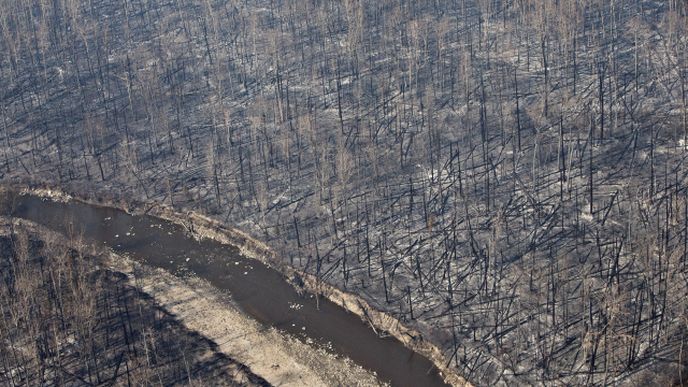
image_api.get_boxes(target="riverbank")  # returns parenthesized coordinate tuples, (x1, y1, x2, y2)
(105, 250, 383, 387)
(0, 217, 270, 386)
(2, 199, 383, 387)
(8, 184, 469, 386)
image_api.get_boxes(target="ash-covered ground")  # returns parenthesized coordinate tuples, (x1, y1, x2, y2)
(1, 0, 687, 384)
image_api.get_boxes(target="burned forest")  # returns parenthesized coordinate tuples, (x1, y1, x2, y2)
(1, 0, 688, 385)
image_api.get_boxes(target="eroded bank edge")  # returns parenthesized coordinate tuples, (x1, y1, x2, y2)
(10, 184, 470, 387)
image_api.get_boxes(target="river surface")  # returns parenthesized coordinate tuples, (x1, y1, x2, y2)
(12, 194, 450, 387)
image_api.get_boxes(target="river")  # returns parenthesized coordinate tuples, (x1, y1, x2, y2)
(12, 194, 451, 387)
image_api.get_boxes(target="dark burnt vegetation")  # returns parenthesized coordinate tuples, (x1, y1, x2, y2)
(1, 0, 687, 384)
(0, 220, 268, 386)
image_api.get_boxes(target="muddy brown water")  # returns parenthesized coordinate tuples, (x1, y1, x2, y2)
(13, 195, 451, 387)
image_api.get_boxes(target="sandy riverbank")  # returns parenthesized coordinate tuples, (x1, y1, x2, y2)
(12, 185, 469, 386)
(106, 251, 383, 387)
(2, 200, 383, 386)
